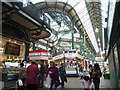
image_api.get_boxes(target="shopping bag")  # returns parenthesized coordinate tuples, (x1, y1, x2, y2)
(64, 77, 67, 82)
(55, 80, 61, 87)
(17, 79, 23, 86)
(44, 75, 51, 88)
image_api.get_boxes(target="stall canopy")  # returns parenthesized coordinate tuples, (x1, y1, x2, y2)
(29, 49, 48, 60)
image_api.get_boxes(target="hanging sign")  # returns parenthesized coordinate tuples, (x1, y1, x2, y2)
(29, 49, 48, 60)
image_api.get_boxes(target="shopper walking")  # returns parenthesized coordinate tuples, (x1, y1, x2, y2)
(79, 64, 83, 79)
(89, 64, 93, 82)
(59, 63, 67, 88)
(26, 61, 39, 90)
(18, 63, 26, 90)
(92, 63, 102, 90)
(46, 61, 59, 90)
(38, 60, 46, 88)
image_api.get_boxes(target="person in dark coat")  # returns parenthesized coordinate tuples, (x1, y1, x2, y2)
(38, 60, 46, 88)
(89, 64, 93, 82)
(59, 63, 67, 88)
(79, 64, 83, 79)
(92, 63, 102, 90)
(46, 61, 59, 90)
(26, 61, 39, 90)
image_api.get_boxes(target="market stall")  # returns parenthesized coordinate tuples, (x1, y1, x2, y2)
(29, 49, 49, 64)
(53, 50, 84, 76)
(103, 63, 110, 79)
(2, 62, 20, 90)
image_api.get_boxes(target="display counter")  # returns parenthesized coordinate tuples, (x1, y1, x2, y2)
(2, 67, 19, 90)
(103, 73, 110, 79)
(103, 69, 110, 79)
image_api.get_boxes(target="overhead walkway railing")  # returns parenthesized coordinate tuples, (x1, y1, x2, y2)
(10, 1, 51, 27)
(3, 0, 58, 38)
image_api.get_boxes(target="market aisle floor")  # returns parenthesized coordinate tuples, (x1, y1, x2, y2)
(100, 76, 111, 88)
(57, 76, 111, 89)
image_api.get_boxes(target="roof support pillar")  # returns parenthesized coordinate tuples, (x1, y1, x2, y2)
(79, 31, 82, 54)
(71, 21, 74, 49)
(33, 42, 36, 50)
(25, 42, 30, 61)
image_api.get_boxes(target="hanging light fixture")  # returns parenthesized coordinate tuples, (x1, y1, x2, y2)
(95, 28, 99, 33)
(98, 38, 100, 42)
(9, 39, 11, 41)
(14, 41, 16, 43)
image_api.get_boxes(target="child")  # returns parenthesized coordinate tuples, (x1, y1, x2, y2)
(83, 71, 87, 78)
(82, 76, 91, 90)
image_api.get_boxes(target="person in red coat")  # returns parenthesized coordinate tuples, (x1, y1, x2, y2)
(46, 61, 59, 90)
(26, 61, 39, 90)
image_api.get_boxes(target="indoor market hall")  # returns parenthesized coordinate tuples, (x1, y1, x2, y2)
(1, 0, 120, 90)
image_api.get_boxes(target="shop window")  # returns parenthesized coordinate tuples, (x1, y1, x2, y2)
(6, 56, 9, 59)
(10, 56, 13, 59)
(14, 57, 17, 60)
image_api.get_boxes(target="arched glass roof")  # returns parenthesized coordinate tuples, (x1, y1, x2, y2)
(29, 0, 108, 53)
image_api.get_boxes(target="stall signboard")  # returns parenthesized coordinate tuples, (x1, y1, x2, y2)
(53, 50, 84, 60)
(5, 42, 20, 56)
(29, 49, 48, 60)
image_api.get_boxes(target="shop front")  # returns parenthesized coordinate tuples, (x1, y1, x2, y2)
(105, 1, 120, 89)
(0, 37, 26, 90)
(29, 49, 49, 65)
(0, 37, 25, 62)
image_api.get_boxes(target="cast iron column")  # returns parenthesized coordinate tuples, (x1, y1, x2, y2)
(25, 42, 30, 60)
(71, 21, 74, 49)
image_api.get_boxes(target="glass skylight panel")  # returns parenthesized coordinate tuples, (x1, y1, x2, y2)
(32, 0, 45, 4)
(102, 12, 107, 18)
(61, 36, 72, 39)
(74, 0, 86, 13)
(39, 39, 47, 43)
(101, 7, 108, 12)
(61, 21, 64, 27)
(45, 13, 53, 20)
(49, 33, 56, 40)
(59, 27, 64, 31)
(77, 0, 99, 53)
(61, 33, 72, 39)
(64, 26, 69, 30)
(83, 20, 91, 27)
(68, 0, 80, 7)
(57, 0, 67, 3)
(51, 21, 58, 26)
(30, 0, 100, 53)
(101, 0, 108, 44)
(74, 4, 82, 13)
(74, 26, 79, 32)
(46, 0, 56, 2)
(74, 33, 80, 38)
(49, 43, 53, 46)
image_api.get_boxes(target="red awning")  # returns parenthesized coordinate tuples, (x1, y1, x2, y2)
(29, 49, 48, 53)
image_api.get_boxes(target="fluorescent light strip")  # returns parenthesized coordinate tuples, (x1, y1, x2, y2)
(19, 11, 42, 27)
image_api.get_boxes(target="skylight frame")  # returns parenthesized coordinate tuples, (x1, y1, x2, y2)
(31, 0, 104, 53)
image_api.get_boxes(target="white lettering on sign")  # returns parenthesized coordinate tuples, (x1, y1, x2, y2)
(29, 56, 48, 60)
(29, 53, 41, 56)
(41, 52, 48, 56)
(29, 52, 48, 56)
